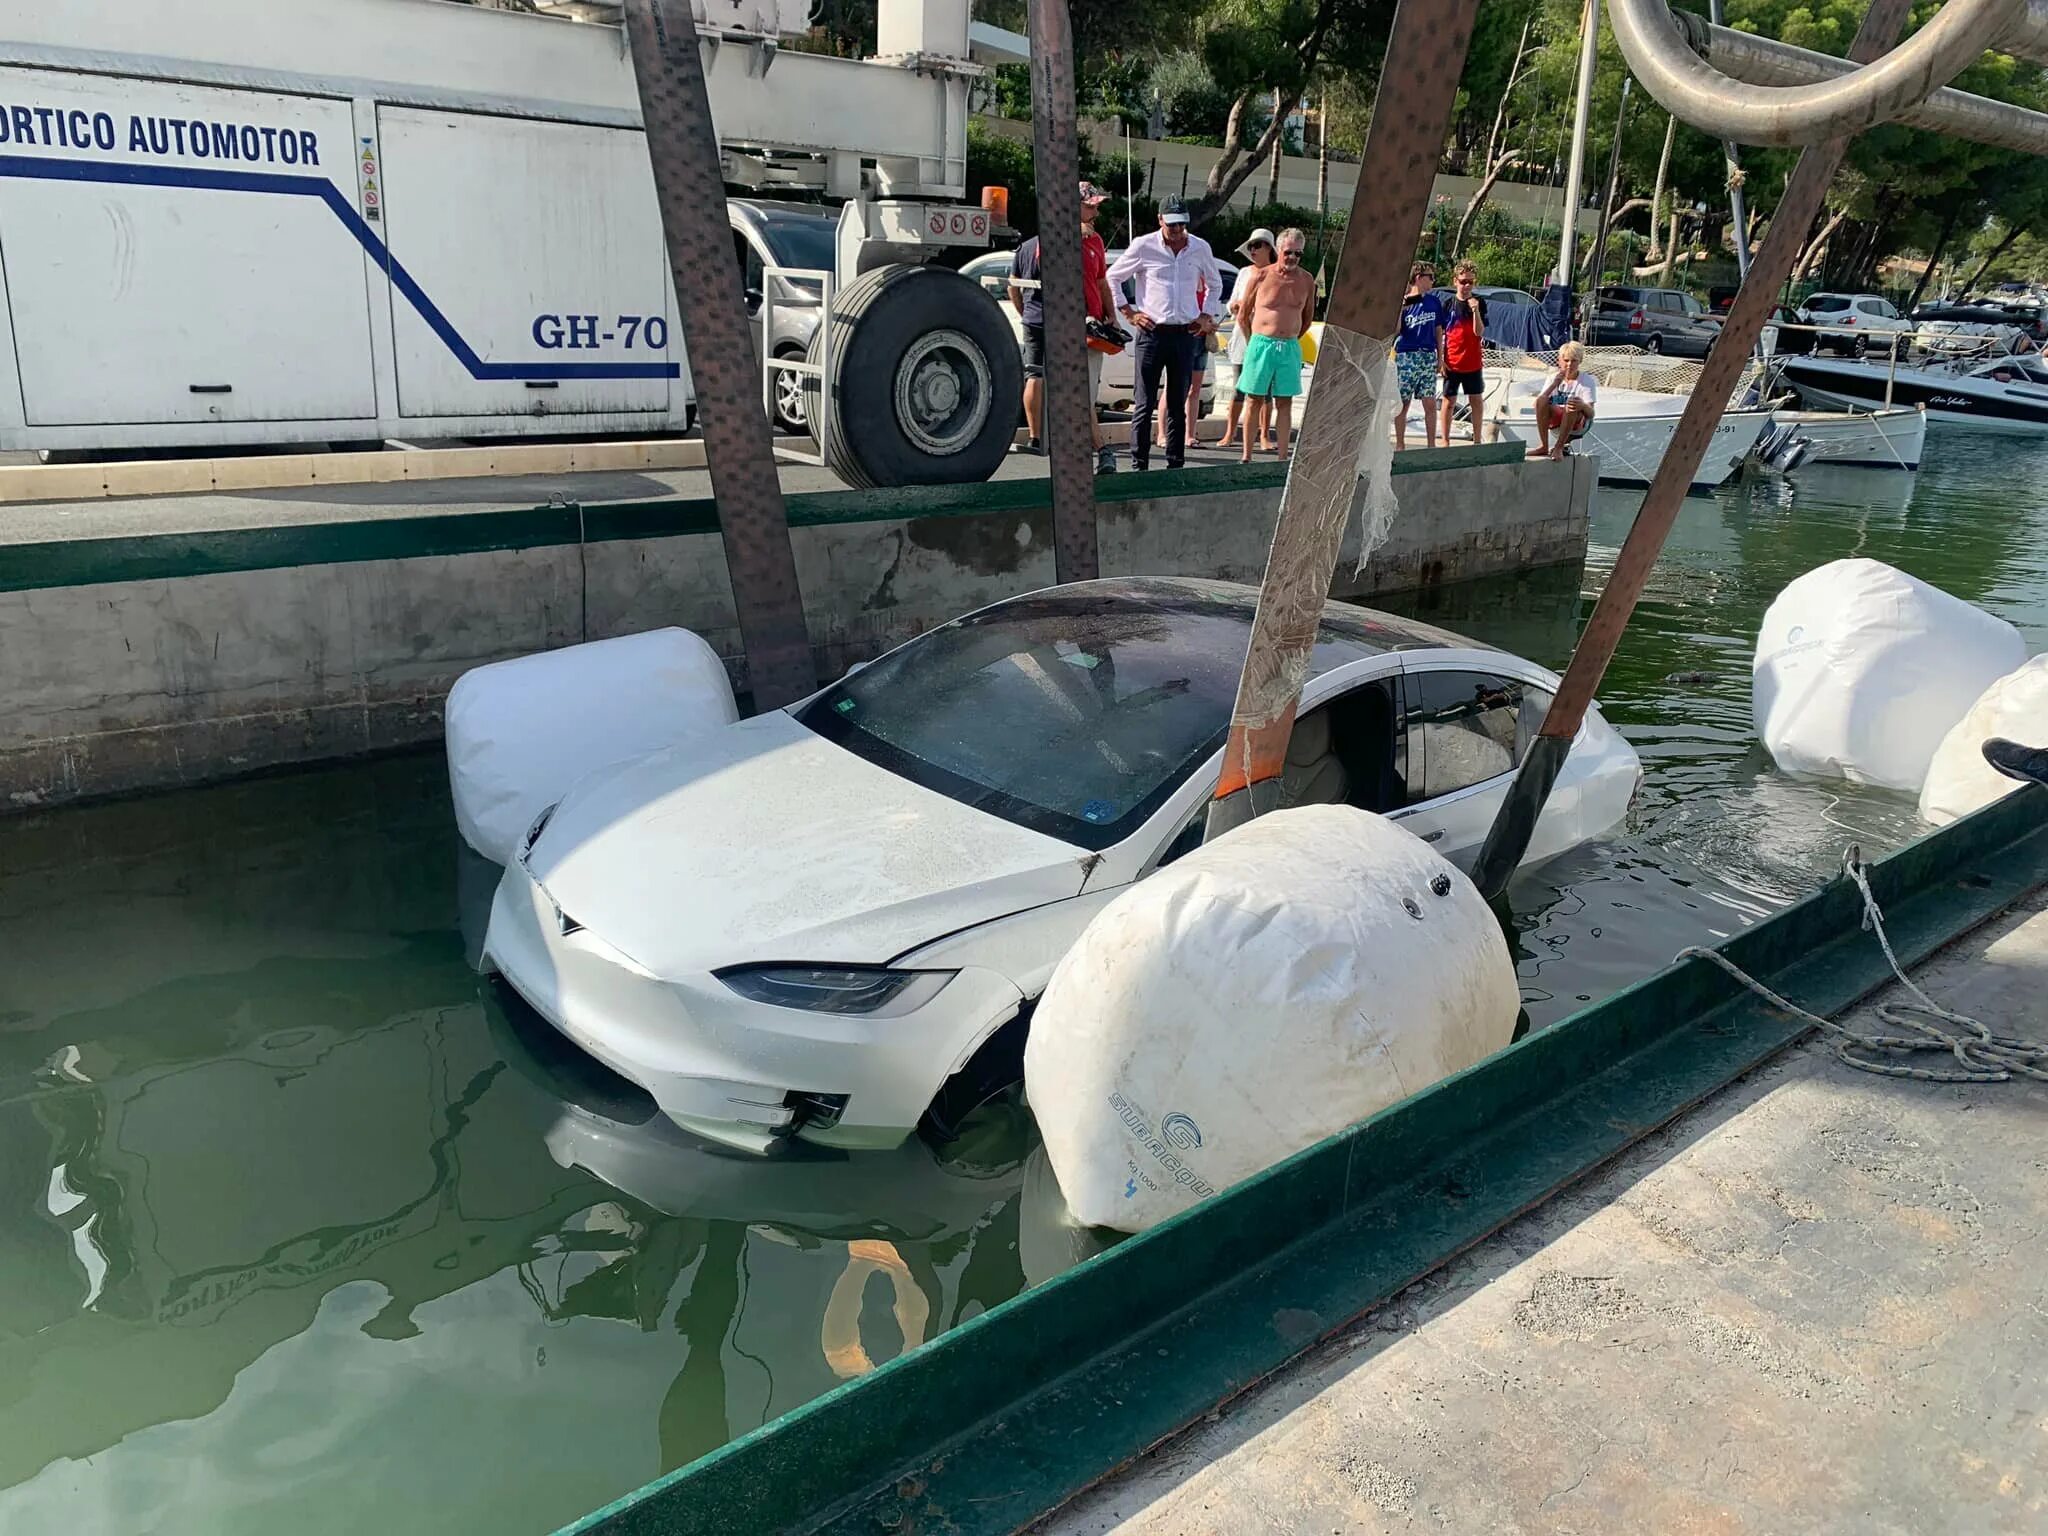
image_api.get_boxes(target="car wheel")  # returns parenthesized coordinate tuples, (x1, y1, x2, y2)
(771, 345, 809, 436)
(804, 264, 1023, 488)
(1853, 334, 1869, 358)
(920, 1007, 1031, 1145)
(1641, 334, 1662, 354)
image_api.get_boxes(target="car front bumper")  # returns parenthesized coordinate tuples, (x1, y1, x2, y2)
(481, 858, 1024, 1155)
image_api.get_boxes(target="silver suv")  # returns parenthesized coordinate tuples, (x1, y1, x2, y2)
(729, 199, 836, 433)
(1587, 286, 1722, 357)
(1795, 292, 1910, 357)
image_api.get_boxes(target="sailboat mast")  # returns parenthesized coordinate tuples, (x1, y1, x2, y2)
(1557, 0, 1603, 284)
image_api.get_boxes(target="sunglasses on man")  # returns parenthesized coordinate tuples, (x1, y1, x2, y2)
(1280, 247, 1304, 262)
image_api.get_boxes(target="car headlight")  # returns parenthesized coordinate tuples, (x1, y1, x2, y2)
(714, 964, 956, 1017)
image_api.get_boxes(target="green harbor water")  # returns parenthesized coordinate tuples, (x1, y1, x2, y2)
(3, 430, 2047, 1534)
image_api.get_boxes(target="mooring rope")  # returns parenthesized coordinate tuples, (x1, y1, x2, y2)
(1675, 849, 2048, 1085)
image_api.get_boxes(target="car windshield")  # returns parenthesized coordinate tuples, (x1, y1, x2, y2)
(754, 214, 837, 275)
(795, 583, 1407, 849)
(1805, 295, 1851, 312)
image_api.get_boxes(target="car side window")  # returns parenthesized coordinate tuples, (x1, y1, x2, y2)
(1156, 809, 1207, 869)
(1405, 670, 1523, 802)
(734, 232, 765, 304)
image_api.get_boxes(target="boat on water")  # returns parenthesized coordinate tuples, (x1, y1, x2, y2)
(1488, 377, 1773, 489)
(1777, 351, 2048, 432)
(1769, 403, 1925, 469)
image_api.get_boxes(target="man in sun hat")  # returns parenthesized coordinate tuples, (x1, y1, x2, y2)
(1219, 228, 1278, 450)
(1107, 194, 1225, 470)
(1011, 180, 1120, 472)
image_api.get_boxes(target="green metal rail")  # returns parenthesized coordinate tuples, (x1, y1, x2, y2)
(566, 786, 2048, 1536)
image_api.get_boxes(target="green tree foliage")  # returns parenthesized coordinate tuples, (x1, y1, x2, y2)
(1180, 0, 1398, 220)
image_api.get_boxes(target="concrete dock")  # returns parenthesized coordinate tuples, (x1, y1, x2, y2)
(1040, 890, 2048, 1535)
(1, 440, 1588, 811)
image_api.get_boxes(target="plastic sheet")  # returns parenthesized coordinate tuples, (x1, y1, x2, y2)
(1220, 326, 1400, 807)
(1753, 559, 2026, 792)
(1024, 805, 1518, 1233)
(1919, 655, 2048, 824)
(445, 628, 738, 864)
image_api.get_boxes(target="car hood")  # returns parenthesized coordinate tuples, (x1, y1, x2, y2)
(526, 711, 1090, 975)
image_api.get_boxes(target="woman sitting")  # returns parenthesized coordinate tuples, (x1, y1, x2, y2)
(1532, 341, 1597, 461)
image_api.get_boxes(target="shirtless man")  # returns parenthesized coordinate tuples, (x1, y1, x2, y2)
(1233, 227, 1318, 461)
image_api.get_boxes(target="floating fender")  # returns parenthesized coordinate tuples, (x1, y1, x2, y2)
(445, 628, 738, 865)
(1918, 655, 2048, 825)
(1023, 805, 1518, 1234)
(1753, 558, 2026, 792)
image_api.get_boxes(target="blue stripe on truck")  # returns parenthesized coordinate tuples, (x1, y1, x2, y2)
(0, 153, 683, 382)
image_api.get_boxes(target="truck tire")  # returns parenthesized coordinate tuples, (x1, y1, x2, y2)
(805, 264, 1021, 488)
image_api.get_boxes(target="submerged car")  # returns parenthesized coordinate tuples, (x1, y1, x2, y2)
(482, 578, 1642, 1157)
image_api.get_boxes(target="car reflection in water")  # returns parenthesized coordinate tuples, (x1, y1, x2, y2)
(482, 988, 1047, 1452)
(0, 929, 1044, 1532)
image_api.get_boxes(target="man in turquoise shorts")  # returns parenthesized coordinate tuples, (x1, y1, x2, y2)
(1233, 228, 1317, 461)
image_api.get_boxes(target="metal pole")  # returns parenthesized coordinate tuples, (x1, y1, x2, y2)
(1470, 0, 1916, 899)
(1028, 0, 1099, 582)
(621, 0, 816, 709)
(1581, 76, 1632, 337)
(1700, 17, 2048, 156)
(1709, 0, 1752, 280)
(1317, 92, 1330, 223)
(1557, 0, 1603, 287)
(1609, 0, 2015, 146)
(1205, 0, 1483, 843)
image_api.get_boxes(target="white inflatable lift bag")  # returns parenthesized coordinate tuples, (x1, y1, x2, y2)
(1025, 804, 1519, 1234)
(445, 628, 737, 865)
(1753, 558, 2026, 792)
(1919, 655, 2048, 824)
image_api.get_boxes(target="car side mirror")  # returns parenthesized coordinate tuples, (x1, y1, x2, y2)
(745, 286, 763, 310)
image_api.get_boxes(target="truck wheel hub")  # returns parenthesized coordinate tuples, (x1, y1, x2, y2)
(896, 330, 989, 456)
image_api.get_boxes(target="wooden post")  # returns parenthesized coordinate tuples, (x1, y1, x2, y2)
(621, 0, 816, 708)
(1028, 0, 1099, 582)
(1204, 0, 1484, 842)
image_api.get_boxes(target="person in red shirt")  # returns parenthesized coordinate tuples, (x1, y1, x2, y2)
(1010, 182, 1118, 474)
(1437, 259, 1488, 445)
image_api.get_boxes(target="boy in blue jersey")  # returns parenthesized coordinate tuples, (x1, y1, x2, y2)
(1394, 261, 1447, 449)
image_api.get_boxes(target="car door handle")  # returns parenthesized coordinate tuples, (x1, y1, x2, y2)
(1420, 829, 1445, 842)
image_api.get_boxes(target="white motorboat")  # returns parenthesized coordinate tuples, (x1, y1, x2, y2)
(1776, 351, 2048, 432)
(1769, 404, 1925, 469)
(1489, 380, 1773, 489)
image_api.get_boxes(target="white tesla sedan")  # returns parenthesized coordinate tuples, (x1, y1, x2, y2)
(482, 578, 1640, 1157)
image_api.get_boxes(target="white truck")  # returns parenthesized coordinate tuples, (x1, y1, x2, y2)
(0, 0, 1022, 484)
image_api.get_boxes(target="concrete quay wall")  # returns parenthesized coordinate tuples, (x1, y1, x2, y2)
(0, 449, 1592, 811)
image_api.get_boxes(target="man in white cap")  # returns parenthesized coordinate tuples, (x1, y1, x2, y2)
(1107, 195, 1225, 470)
(1218, 227, 1277, 451)
(1010, 181, 1119, 473)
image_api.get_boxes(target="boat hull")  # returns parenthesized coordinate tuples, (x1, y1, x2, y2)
(1495, 407, 1772, 490)
(1778, 356, 2048, 433)
(1772, 406, 1925, 470)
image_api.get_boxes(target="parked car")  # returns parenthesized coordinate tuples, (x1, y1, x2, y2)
(1794, 292, 1910, 358)
(729, 199, 838, 435)
(483, 578, 1643, 1156)
(1909, 303, 2030, 357)
(1586, 286, 1723, 357)
(1432, 284, 1538, 309)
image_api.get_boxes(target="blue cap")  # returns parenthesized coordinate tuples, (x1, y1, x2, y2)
(1160, 195, 1191, 225)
